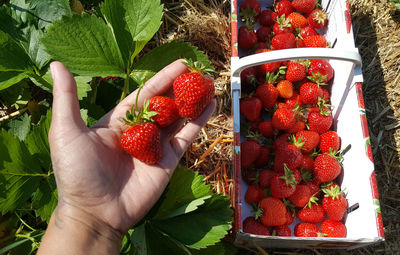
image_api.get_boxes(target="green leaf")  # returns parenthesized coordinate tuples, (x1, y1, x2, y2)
(0, 29, 34, 72)
(0, 231, 44, 255)
(130, 41, 210, 85)
(0, 129, 42, 214)
(101, 0, 163, 64)
(41, 14, 125, 77)
(154, 194, 233, 249)
(0, 79, 31, 107)
(25, 110, 52, 171)
(8, 0, 38, 26)
(32, 177, 57, 222)
(0, 6, 25, 41)
(20, 26, 51, 70)
(154, 166, 212, 219)
(189, 241, 238, 255)
(7, 113, 30, 141)
(0, 71, 29, 90)
(28, 0, 71, 29)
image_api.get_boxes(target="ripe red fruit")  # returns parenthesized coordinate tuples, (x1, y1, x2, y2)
(259, 197, 288, 226)
(121, 122, 161, 165)
(277, 80, 294, 98)
(288, 12, 308, 28)
(241, 66, 258, 92)
(240, 96, 263, 121)
(256, 83, 279, 109)
(272, 225, 291, 236)
(288, 184, 312, 207)
(259, 10, 277, 26)
(240, 0, 262, 21)
(285, 210, 295, 225)
(308, 9, 328, 29)
(273, 15, 294, 35)
(274, 144, 303, 173)
(272, 108, 296, 130)
(322, 185, 348, 221)
(321, 219, 347, 237)
(256, 26, 272, 43)
(242, 170, 259, 185)
(295, 130, 320, 154)
(299, 82, 323, 105)
(243, 217, 270, 235)
(286, 62, 306, 82)
(270, 167, 298, 198)
(245, 184, 265, 204)
(271, 33, 296, 50)
(321, 88, 330, 102)
(308, 107, 333, 134)
(259, 169, 275, 188)
(238, 26, 257, 50)
(300, 25, 318, 38)
(273, 133, 291, 151)
(297, 202, 326, 223)
(294, 222, 320, 237)
(301, 154, 315, 173)
(255, 146, 271, 167)
(308, 59, 334, 84)
(173, 61, 215, 119)
(255, 49, 282, 75)
(285, 91, 303, 108)
(291, 0, 316, 14)
(287, 120, 306, 133)
(314, 154, 342, 183)
(148, 96, 179, 127)
(304, 35, 328, 47)
(258, 121, 274, 138)
(241, 139, 261, 169)
(320, 131, 341, 153)
(304, 179, 321, 196)
(275, 0, 294, 17)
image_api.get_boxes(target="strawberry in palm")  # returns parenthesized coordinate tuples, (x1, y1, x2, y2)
(173, 59, 215, 119)
(149, 96, 179, 127)
(120, 101, 161, 165)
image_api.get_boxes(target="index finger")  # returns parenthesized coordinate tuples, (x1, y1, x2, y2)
(94, 59, 188, 130)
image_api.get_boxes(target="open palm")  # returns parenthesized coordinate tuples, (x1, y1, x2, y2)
(48, 61, 215, 233)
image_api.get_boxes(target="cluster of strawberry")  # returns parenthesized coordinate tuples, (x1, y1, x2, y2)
(238, 0, 328, 52)
(120, 60, 215, 165)
(239, 32, 348, 238)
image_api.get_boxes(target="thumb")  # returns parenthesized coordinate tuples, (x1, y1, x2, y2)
(50, 61, 87, 134)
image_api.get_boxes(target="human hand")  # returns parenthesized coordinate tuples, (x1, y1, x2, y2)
(45, 60, 215, 241)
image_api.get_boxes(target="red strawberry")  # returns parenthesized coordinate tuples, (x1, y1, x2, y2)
(241, 139, 261, 169)
(242, 170, 259, 185)
(272, 225, 291, 236)
(275, 0, 294, 17)
(256, 26, 272, 43)
(259, 10, 277, 26)
(273, 133, 291, 151)
(308, 9, 328, 29)
(238, 26, 258, 50)
(272, 108, 296, 130)
(321, 219, 347, 237)
(173, 60, 215, 119)
(271, 33, 297, 50)
(308, 59, 334, 84)
(256, 83, 279, 109)
(285, 91, 303, 108)
(258, 121, 274, 138)
(287, 120, 306, 133)
(241, 66, 258, 93)
(322, 185, 348, 221)
(320, 131, 340, 153)
(240, 96, 263, 121)
(259, 169, 275, 188)
(286, 62, 306, 82)
(257, 42, 268, 50)
(295, 130, 320, 154)
(308, 106, 333, 134)
(304, 35, 328, 47)
(148, 96, 179, 127)
(297, 202, 326, 223)
(300, 25, 318, 39)
(273, 15, 294, 35)
(292, 0, 316, 14)
(288, 12, 308, 28)
(255, 49, 282, 75)
(296, 37, 305, 48)
(255, 146, 271, 167)
(304, 179, 321, 197)
(243, 217, 270, 235)
(301, 154, 315, 173)
(299, 82, 323, 105)
(294, 222, 320, 237)
(121, 122, 161, 165)
(288, 184, 312, 207)
(249, 117, 263, 132)
(321, 88, 330, 102)
(274, 144, 303, 172)
(285, 210, 295, 225)
(314, 154, 342, 183)
(277, 80, 294, 98)
(270, 166, 298, 198)
(245, 184, 265, 204)
(259, 197, 288, 226)
(240, 0, 261, 21)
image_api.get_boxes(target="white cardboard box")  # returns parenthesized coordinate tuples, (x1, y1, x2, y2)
(230, 0, 385, 249)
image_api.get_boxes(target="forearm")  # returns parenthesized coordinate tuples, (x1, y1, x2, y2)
(38, 203, 123, 255)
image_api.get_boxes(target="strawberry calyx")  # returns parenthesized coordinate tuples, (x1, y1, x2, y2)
(265, 71, 280, 84)
(304, 195, 319, 208)
(316, 97, 332, 116)
(182, 59, 215, 76)
(322, 184, 342, 200)
(120, 100, 158, 126)
(240, 7, 258, 28)
(300, 168, 313, 182)
(280, 164, 298, 189)
(252, 204, 264, 220)
(289, 135, 305, 149)
(282, 198, 296, 214)
(276, 14, 292, 28)
(313, 10, 327, 25)
(307, 71, 328, 85)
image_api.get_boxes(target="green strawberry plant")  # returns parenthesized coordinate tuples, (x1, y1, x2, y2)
(0, 0, 234, 254)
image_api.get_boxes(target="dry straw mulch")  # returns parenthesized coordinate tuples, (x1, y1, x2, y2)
(159, 0, 400, 254)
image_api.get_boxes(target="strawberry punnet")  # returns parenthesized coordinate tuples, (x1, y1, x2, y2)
(173, 59, 215, 119)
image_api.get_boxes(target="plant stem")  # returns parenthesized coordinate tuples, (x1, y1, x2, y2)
(0, 107, 28, 123)
(120, 74, 130, 102)
(15, 213, 36, 232)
